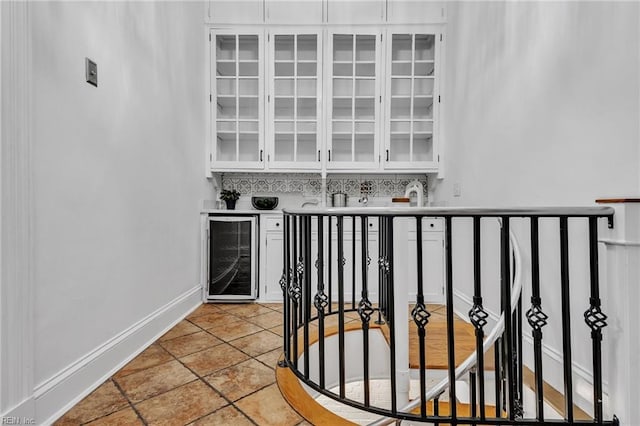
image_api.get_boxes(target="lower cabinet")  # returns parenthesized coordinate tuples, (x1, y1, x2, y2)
(406, 219, 445, 303)
(261, 214, 285, 301)
(259, 214, 444, 304)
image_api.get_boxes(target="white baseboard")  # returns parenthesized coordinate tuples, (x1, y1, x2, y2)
(34, 286, 202, 425)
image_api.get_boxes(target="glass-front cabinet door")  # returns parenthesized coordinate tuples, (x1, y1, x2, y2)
(384, 31, 440, 170)
(268, 31, 322, 169)
(210, 30, 265, 170)
(327, 32, 382, 170)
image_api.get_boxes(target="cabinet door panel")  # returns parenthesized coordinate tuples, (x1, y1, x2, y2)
(406, 231, 444, 303)
(327, 0, 384, 24)
(208, 0, 264, 23)
(264, 231, 284, 301)
(327, 32, 382, 170)
(211, 30, 265, 170)
(266, 0, 323, 24)
(328, 219, 379, 305)
(269, 31, 322, 170)
(384, 30, 440, 171)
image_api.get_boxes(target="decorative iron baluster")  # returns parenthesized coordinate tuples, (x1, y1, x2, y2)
(585, 216, 608, 423)
(470, 214, 487, 421)
(444, 216, 457, 418)
(559, 217, 574, 424)
(359, 215, 373, 406)
(412, 216, 430, 418)
(526, 217, 546, 420)
(315, 215, 327, 389)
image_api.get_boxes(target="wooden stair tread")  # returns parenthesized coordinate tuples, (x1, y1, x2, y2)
(378, 308, 496, 370)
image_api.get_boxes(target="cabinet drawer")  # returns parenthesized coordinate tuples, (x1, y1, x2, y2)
(264, 216, 283, 231)
(330, 217, 379, 233)
(423, 218, 443, 232)
(407, 217, 444, 232)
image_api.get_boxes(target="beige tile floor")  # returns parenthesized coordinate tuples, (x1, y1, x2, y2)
(55, 302, 311, 426)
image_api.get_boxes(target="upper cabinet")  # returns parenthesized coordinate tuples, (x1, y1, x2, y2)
(206, 0, 447, 25)
(326, 32, 383, 170)
(210, 30, 265, 170)
(266, 0, 324, 24)
(326, 0, 384, 24)
(383, 30, 441, 171)
(206, 0, 264, 24)
(206, 1, 446, 174)
(268, 31, 323, 170)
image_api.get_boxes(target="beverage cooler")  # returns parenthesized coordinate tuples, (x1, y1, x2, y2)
(206, 215, 258, 301)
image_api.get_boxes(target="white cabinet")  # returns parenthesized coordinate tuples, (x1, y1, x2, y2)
(326, 32, 383, 170)
(405, 217, 444, 303)
(383, 29, 441, 171)
(327, 0, 385, 24)
(208, 17, 444, 174)
(210, 29, 265, 170)
(261, 215, 284, 301)
(268, 31, 323, 170)
(328, 218, 379, 303)
(266, 0, 324, 24)
(206, 0, 264, 24)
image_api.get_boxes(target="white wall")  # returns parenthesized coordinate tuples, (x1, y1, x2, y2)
(27, 1, 207, 421)
(436, 1, 639, 419)
(435, 1, 639, 207)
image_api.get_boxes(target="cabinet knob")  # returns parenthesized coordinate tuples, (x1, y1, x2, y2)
(430, 223, 434, 228)
(369, 223, 373, 227)
(276, 222, 280, 227)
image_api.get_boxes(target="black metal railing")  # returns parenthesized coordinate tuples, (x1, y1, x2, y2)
(279, 206, 618, 425)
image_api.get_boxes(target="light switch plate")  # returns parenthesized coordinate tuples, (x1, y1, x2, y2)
(85, 57, 97, 87)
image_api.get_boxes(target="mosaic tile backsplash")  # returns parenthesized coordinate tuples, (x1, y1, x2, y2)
(221, 173, 428, 199)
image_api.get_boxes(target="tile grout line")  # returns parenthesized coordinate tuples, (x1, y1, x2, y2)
(109, 378, 150, 426)
(68, 303, 290, 426)
(163, 303, 286, 425)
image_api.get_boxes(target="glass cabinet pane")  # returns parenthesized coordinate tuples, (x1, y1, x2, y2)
(274, 135, 294, 161)
(334, 35, 353, 61)
(414, 35, 435, 61)
(297, 134, 317, 161)
(392, 35, 412, 61)
(212, 32, 262, 167)
(413, 135, 433, 161)
(270, 32, 320, 166)
(239, 79, 258, 96)
(216, 35, 235, 60)
(297, 79, 316, 97)
(217, 98, 236, 119)
(387, 32, 438, 166)
(329, 32, 379, 167)
(390, 135, 410, 161)
(275, 79, 294, 96)
(356, 35, 375, 61)
(332, 136, 352, 161)
(238, 134, 259, 161)
(275, 35, 294, 60)
(333, 78, 352, 96)
(297, 35, 317, 61)
(274, 98, 294, 119)
(238, 35, 258, 60)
